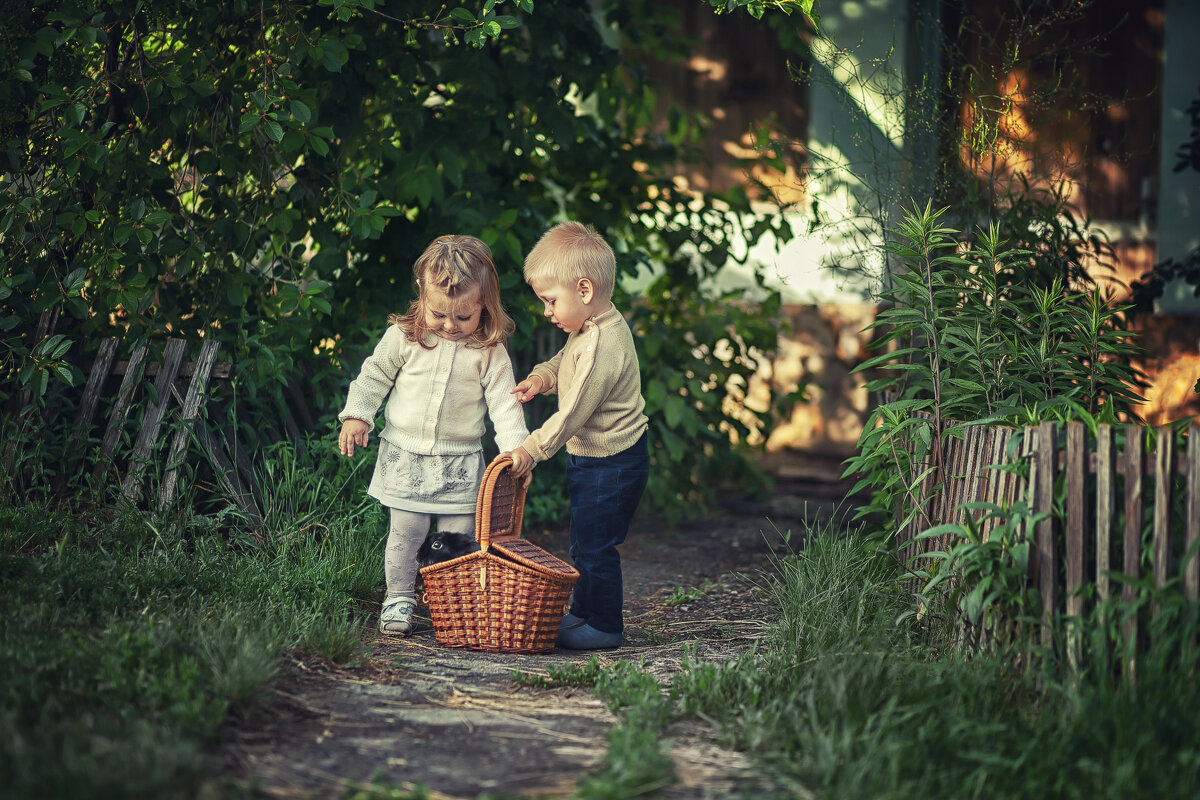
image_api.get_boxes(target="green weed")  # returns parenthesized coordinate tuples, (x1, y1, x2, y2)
(512, 656, 606, 688)
(574, 662, 676, 799)
(664, 579, 717, 607)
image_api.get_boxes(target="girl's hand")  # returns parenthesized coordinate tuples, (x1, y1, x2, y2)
(511, 375, 544, 404)
(339, 418, 370, 456)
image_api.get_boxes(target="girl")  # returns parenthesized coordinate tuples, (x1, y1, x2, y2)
(338, 235, 529, 636)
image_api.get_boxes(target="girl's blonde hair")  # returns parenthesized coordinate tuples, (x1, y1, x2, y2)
(523, 221, 615, 302)
(390, 235, 514, 349)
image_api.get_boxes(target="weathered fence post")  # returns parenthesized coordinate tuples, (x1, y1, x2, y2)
(1032, 421, 1057, 645)
(1187, 424, 1200, 602)
(1066, 422, 1086, 665)
(1095, 424, 1114, 602)
(156, 340, 223, 514)
(1123, 426, 1144, 681)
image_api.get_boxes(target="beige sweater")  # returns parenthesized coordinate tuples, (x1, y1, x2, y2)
(338, 325, 529, 455)
(521, 303, 648, 462)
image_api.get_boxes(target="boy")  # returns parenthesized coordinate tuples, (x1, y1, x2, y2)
(508, 222, 649, 650)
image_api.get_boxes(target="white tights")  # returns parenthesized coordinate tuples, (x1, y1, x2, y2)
(385, 508, 474, 600)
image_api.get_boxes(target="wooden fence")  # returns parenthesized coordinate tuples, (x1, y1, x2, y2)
(900, 417, 1200, 646)
(3, 333, 261, 523)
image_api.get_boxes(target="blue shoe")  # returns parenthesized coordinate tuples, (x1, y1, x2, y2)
(559, 613, 587, 631)
(557, 623, 622, 650)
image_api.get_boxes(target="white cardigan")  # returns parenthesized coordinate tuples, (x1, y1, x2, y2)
(338, 325, 529, 456)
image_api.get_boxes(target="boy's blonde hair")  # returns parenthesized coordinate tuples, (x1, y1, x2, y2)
(391, 235, 515, 349)
(523, 221, 615, 302)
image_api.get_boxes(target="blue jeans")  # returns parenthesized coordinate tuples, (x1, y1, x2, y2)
(565, 432, 649, 634)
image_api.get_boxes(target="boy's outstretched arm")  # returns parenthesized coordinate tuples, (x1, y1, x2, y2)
(339, 418, 370, 456)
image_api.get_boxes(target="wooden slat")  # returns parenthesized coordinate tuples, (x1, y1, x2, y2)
(914, 442, 937, 537)
(194, 425, 261, 526)
(1066, 422, 1085, 621)
(1152, 430, 1174, 592)
(950, 424, 973, 547)
(978, 426, 1001, 539)
(112, 359, 233, 379)
(963, 424, 984, 510)
(993, 426, 1015, 508)
(939, 426, 964, 550)
(1095, 424, 1114, 601)
(71, 338, 120, 438)
(998, 427, 1015, 494)
(121, 339, 188, 504)
(93, 343, 150, 480)
(157, 341, 222, 513)
(1187, 424, 1200, 602)
(1123, 426, 1144, 678)
(1034, 422, 1057, 640)
(1016, 427, 1035, 543)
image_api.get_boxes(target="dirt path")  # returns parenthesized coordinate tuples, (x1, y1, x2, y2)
(209, 456, 853, 799)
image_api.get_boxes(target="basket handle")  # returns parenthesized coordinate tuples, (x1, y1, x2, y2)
(475, 455, 528, 551)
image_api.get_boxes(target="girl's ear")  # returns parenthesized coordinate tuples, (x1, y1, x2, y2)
(577, 278, 595, 305)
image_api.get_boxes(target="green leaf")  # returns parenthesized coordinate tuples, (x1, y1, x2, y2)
(291, 99, 312, 124)
(664, 395, 687, 429)
(264, 121, 284, 142)
(645, 380, 667, 410)
(450, 7, 476, 23)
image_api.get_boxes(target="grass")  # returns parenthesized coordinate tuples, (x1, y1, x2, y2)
(7, 437, 1200, 800)
(661, 526, 1200, 799)
(550, 517, 1200, 800)
(0, 441, 385, 800)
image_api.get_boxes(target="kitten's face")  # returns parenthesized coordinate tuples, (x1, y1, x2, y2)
(417, 531, 480, 568)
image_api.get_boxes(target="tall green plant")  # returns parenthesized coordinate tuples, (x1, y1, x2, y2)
(844, 202, 1143, 533)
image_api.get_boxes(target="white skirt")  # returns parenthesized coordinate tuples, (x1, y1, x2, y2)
(367, 439, 484, 515)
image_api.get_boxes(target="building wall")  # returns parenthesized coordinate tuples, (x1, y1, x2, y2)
(627, 1, 1199, 457)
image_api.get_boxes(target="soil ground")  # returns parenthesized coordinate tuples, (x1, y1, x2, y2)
(207, 454, 857, 799)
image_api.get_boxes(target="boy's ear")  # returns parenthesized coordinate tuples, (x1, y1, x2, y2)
(577, 278, 595, 305)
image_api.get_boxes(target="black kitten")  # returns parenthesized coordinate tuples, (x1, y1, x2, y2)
(417, 531, 481, 568)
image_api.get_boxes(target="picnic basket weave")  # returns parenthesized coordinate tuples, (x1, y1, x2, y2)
(419, 456, 579, 653)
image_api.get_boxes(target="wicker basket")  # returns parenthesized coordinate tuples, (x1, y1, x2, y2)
(419, 456, 579, 654)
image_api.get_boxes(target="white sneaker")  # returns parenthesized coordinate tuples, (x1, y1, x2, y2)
(379, 597, 416, 636)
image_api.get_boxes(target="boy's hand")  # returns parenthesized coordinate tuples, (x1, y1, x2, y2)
(503, 446, 535, 487)
(339, 418, 370, 456)
(511, 375, 544, 404)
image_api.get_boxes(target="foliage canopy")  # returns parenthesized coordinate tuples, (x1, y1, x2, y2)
(1, 0, 798, 520)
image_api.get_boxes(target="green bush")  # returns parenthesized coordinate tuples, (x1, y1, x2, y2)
(2, 0, 792, 523)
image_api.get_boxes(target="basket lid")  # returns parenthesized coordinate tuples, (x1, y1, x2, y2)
(492, 539, 579, 579)
(475, 457, 578, 579)
(475, 456, 527, 549)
